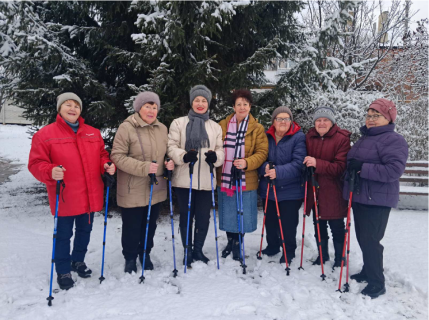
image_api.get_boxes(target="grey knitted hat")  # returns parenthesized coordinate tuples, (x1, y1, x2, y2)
(313, 106, 336, 124)
(133, 91, 161, 112)
(271, 106, 293, 123)
(57, 93, 83, 112)
(189, 85, 212, 106)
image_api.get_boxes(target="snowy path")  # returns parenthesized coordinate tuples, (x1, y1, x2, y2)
(0, 125, 427, 320)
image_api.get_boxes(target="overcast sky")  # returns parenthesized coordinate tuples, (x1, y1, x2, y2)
(409, 0, 428, 26)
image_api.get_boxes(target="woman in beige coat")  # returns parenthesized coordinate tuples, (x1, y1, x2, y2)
(111, 92, 174, 274)
(168, 85, 224, 268)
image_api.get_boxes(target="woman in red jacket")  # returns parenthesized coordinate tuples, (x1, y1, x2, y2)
(303, 106, 351, 269)
(28, 93, 115, 290)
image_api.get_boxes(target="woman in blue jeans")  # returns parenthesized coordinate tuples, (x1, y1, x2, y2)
(258, 106, 306, 264)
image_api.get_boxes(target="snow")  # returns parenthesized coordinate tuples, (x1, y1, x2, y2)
(0, 124, 428, 319)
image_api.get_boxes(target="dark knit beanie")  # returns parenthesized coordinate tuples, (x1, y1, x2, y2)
(271, 106, 293, 123)
(313, 106, 336, 124)
(189, 85, 212, 106)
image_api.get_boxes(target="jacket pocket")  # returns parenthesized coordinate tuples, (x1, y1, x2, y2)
(127, 175, 133, 194)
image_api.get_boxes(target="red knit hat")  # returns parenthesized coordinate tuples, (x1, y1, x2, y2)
(368, 98, 397, 123)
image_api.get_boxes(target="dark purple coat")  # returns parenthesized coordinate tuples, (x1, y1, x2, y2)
(343, 124, 408, 208)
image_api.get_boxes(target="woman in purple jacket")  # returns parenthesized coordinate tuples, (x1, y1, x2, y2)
(344, 98, 408, 299)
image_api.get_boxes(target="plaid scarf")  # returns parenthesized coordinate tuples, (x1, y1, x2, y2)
(221, 114, 249, 196)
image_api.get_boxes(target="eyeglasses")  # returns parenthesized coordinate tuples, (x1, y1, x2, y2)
(365, 114, 384, 121)
(275, 117, 291, 123)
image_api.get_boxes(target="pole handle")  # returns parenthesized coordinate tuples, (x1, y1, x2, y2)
(166, 157, 172, 181)
(268, 161, 275, 186)
(309, 166, 319, 188)
(56, 165, 63, 195)
(349, 169, 356, 193)
(149, 161, 157, 185)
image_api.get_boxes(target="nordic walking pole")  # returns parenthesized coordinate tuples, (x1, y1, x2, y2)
(233, 163, 243, 265)
(238, 171, 247, 274)
(271, 163, 291, 276)
(99, 162, 114, 284)
(140, 161, 158, 284)
(184, 160, 195, 273)
(208, 161, 220, 269)
(310, 166, 326, 281)
(298, 165, 309, 271)
(47, 166, 63, 306)
(337, 169, 356, 293)
(257, 172, 271, 260)
(166, 158, 178, 277)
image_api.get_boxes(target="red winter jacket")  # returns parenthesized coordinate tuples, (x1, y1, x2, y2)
(28, 115, 111, 217)
(305, 124, 351, 220)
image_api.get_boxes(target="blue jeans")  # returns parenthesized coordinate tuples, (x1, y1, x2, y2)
(55, 212, 94, 274)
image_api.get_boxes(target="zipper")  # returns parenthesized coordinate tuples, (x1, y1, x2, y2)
(77, 133, 92, 212)
(198, 149, 202, 190)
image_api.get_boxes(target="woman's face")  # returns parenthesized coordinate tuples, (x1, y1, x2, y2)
(315, 117, 333, 137)
(139, 102, 158, 124)
(192, 96, 209, 114)
(233, 97, 251, 121)
(366, 108, 389, 128)
(273, 113, 291, 135)
(59, 100, 81, 124)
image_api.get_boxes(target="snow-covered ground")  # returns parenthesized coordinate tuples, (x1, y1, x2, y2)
(0, 124, 427, 320)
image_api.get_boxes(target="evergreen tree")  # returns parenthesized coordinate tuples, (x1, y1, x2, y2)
(0, 1, 144, 144)
(129, 1, 305, 124)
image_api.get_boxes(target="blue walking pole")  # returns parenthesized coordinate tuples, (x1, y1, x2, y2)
(99, 162, 114, 284)
(208, 162, 220, 269)
(184, 161, 195, 273)
(140, 161, 158, 284)
(234, 170, 243, 264)
(47, 166, 63, 306)
(239, 177, 247, 274)
(166, 158, 178, 277)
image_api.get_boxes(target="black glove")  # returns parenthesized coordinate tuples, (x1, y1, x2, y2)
(103, 173, 115, 188)
(348, 159, 363, 172)
(183, 150, 198, 163)
(204, 151, 217, 164)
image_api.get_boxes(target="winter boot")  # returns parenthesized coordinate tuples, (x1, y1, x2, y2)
(232, 240, 241, 261)
(71, 260, 92, 278)
(280, 251, 294, 265)
(180, 226, 193, 268)
(350, 270, 368, 283)
(222, 237, 233, 258)
(57, 273, 74, 290)
(361, 284, 386, 299)
(312, 239, 330, 265)
(124, 259, 137, 274)
(139, 254, 154, 270)
(261, 245, 281, 257)
(193, 228, 210, 264)
(332, 240, 344, 269)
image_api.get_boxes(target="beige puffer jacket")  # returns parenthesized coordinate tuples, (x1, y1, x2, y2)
(167, 116, 225, 191)
(111, 114, 168, 208)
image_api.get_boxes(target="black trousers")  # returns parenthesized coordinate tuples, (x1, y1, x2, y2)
(121, 204, 160, 261)
(312, 211, 345, 243)
(265, 199, 302, 258)
(353, 202, 391, 288)
(175, 188, 211, 245)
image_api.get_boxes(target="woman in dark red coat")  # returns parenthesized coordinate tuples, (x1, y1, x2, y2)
(28, 93, 115, 290)
(303, 106, 351, 268)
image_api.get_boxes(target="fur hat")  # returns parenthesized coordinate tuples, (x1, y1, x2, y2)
(133, 91, 161, 112)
